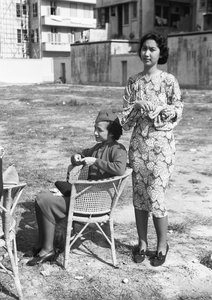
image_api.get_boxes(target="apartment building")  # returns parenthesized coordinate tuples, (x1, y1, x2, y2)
(95, 0, 197, 40)
(29, 0, 97, 58)
(196, 0, 212, 30)
(0, 0, 29, 58)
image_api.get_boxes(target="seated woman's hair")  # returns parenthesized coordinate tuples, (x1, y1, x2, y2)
(138, 32, 169, 65)
(107, 121, 123, 140)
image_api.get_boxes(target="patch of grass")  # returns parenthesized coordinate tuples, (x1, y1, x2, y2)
(199, 171, 212, 177)
(200, 251, 212, 269)
(168, 222, 188, 234)
(188, 179, 201, 184)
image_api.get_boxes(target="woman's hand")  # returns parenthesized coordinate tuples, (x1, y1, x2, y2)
(134, 101, 155, 113)
(148, 106, 164, 119)
(81, 157, 96, 166)
(71, 153, 84, 165)
(161, 107, 176, 121)
(74, 154, 82, 162)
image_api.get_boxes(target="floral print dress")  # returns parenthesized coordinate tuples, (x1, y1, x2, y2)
(122, 71, 183, 218)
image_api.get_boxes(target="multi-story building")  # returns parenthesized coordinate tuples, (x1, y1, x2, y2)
(29, 0, 97, 58)
(0, 0, 29, 58)
(95, 0, 197, 40)
(196, 0, 212, 30)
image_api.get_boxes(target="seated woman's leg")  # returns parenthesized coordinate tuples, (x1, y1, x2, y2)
(27, 191, 69, 266)
(35, 201, 55, 255)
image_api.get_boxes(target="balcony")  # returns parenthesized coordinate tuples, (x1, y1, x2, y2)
(58, 0, 96, 3)
(41, 15, 97, 28)
(42, 42, 71, 52)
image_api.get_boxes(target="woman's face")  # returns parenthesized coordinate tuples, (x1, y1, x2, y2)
(140, 39, 160, 68)
(94, 121, 111, 142)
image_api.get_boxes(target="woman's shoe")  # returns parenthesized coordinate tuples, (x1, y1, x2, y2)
(133, 246, 146, 263)
(32, 247, 42, 257)
(151, 244, 169, 267)
(27, 249, 56, 266)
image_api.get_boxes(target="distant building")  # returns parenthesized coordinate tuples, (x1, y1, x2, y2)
(29, 0, 97, 58)
(196, 0, 212, 30)
(95, 0, 197, 40)
(0, 0, 29, 58)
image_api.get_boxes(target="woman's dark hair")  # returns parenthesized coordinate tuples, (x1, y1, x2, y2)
(107, 121, 123, 141)
(138, 32, 169, 65)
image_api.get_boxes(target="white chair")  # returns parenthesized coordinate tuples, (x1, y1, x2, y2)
(0, 182, 26, 300)
(63, 165, 132, 269)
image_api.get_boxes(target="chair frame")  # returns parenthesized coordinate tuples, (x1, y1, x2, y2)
(64, 167, 132, 269)
(0, 182, 26, 300)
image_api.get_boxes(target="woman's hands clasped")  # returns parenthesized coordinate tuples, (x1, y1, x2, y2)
(134, 100, 155, 112)
(134, 101, 164, 119)
(73, 154, 96, 166)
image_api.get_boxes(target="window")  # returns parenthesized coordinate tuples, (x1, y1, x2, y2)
(51, 27, 57, 43)
(132, 2, 137, 19)
(208, 0, 212, 11)
(111, 6, 115, 16)
(16, 3, 21, 17)
(31, 29, 39, 43)
(36, 29, 39, 43)
(23, 29, 28, 41)
(124, 3, 129, 25)
(93, 8, 96, 19)
(31, 30, 34, 43)
(33, 3, 38, 17)
(199, 0, 206, 9)
(83, 5, 90, 18)
(50, 1, 57, 15)
(97, 8, 107, 28)
(23, 4, 27, 15)
(17, 29, 21, 43)
(155, 5, 168, 26)
(70, 3, 77, 17)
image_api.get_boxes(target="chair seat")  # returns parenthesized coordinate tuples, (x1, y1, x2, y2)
(73, 213, 110, 223)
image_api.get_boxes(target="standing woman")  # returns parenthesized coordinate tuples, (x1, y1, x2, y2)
(122, 32, 183, 266)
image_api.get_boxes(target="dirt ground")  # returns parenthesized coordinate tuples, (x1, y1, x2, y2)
(0, 84, 212, 300)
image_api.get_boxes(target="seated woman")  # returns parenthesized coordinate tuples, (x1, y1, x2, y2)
(27, 109, 127, 266)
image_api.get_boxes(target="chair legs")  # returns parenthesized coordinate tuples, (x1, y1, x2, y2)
(5, 238, 23, 300)
(64, 219, 118, 268)
(64, 219, 73, 269)
(109, 219, 117, 267)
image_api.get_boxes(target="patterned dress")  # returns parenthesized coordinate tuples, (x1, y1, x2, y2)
(122, 71, 183, 218)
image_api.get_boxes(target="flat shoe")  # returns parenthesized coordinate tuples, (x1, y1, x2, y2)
(151, 244, 169, 267)
(133, 246, 146, 263)
(26, 249, 56, 266)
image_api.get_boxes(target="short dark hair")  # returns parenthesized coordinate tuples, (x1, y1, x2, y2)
(138, 32, 169, 65)
(107, 121, 123, 141)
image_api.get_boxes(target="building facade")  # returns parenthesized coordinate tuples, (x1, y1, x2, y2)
(29, 0, 97, 58)
(0, 0, 29, 58)
(196, 0, 212, 30)
(95, 0, 197, 40)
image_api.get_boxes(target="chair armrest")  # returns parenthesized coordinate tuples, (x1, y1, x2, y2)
(73, 168, 132, 185)
(3, 182, 27, 190)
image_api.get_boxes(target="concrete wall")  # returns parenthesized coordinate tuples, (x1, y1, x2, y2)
(168, 31, 212, 88)
(0, 58, 54, 84)
(70, 40, 167, 86)
(70, 40, 139, 85)
(70, 41, 111, 84)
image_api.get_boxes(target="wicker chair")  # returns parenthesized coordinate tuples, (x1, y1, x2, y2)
(63, 165, 132, 269)
(0, 182, 26, 300)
